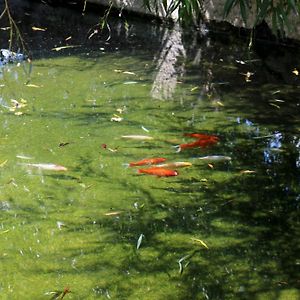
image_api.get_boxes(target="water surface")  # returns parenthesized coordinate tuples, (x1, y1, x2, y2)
(0, 2, 299, 299)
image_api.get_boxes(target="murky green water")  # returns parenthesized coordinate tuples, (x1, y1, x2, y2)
(0, 2, 299, 300)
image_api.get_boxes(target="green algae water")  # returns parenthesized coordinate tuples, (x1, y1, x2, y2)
(0, 2, 299, 300)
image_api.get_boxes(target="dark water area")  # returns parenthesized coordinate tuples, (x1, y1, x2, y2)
(0, 1, 299, 299)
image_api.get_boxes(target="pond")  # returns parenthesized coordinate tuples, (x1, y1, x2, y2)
(0, 1, 299, 299)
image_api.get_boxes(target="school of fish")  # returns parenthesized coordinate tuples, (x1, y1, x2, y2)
(124, 133, 231, 177)
(16, 132, 230, 178)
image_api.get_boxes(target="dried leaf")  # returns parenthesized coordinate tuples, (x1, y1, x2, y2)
(51, 45, 81, 51)
(240, 170, 256, 174)
(32, 26, 46, 31)
(0, 159, 8, 167)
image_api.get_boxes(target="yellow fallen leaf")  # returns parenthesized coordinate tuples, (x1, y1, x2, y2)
(32, 26, 46, 31)
(190, 86, 199, 92)
(240, 170, 256, 174)
(191, 238, 209, 249)
(0, 160, 8, 167)
(123, 71, 135, 75)
(216, 101, 224, 107)
(25, 84, 41, 88)
(51, 45, 81, 51)
(104, 211, 123, 216)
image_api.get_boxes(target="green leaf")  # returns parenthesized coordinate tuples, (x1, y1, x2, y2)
(223, 0, 237, 18)
(287, 0, 298, 14)
(271, 7, 278, 34)
(239, 0, 248, 25)
(255, 0, 270, 25)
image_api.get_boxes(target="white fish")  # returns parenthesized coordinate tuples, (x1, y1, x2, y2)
(197, 155, 232, 162)
(156, 162, 192, 169)
(21, 163, 67, 171)
(121, 135, 154, 140)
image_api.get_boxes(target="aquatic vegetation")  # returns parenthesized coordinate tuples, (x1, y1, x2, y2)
(0, 2, 299, 299)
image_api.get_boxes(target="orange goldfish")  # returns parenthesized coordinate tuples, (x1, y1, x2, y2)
(138, 167, 178, 177)
(175, 138, 218, 152)
(129, 157, 166, 167)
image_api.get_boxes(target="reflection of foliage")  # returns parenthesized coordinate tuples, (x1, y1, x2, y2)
(145, 0, 299, 36)
(224, 0, 299, 35)
(0, 0, 26, 51)
(144, 0, 204, 25)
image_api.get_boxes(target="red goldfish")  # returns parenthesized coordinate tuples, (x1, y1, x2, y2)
(138, 167, 178, 177)
(175, 133, 219, 152)
(175, 139, 218, 152)
(129, 157, 166, 167)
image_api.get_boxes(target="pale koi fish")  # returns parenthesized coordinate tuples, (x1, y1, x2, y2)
(197, 155, 231, 162)
(155, 161, 192, 169)
(21, 163, 67, 171)
(121, 135, 154, 140)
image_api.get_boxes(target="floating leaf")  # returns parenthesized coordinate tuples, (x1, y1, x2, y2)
(104, 211, 122, 216)
(240, 170, 256, 174)
(136, 234, 144, 250)
(123, 71, 135, 75)
(32, 26, 46, 31)
(0, 160, 8, 167)
(51, 45, 81, 51)
(190, 86, 199, 92)
(25, 83, 41, 88)
(190, 238, 209, 249)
